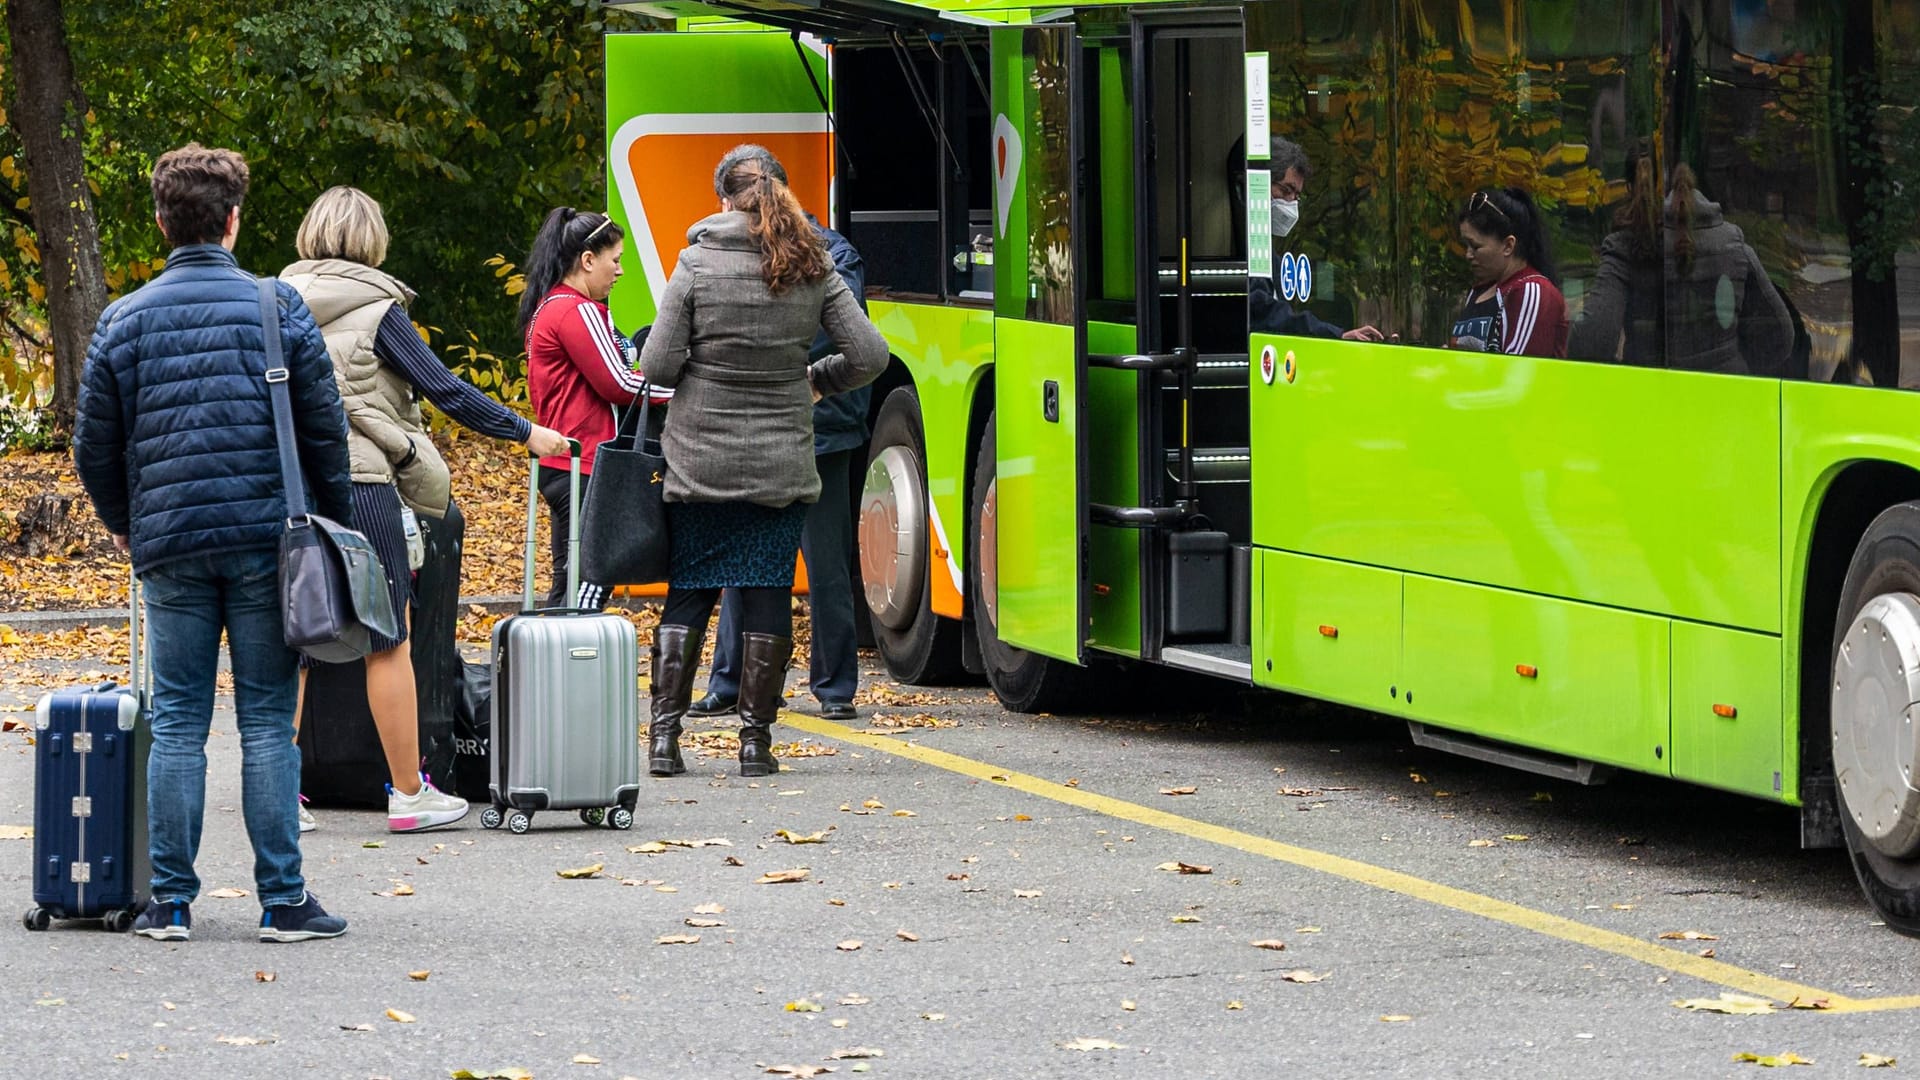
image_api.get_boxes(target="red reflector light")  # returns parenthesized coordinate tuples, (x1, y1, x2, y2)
(1318, 625, 1338, 638)
(1515, 664, 1538, 679)
(1713, 704, 1737, 719)
(1093, 583, 1111, 596)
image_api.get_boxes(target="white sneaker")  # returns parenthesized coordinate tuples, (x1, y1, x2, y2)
(387, 775, 469, 833)
(297, 801, 317, 834)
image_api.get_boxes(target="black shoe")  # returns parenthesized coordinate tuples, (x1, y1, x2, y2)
(133, 898, 192, 941)
(818, 700, 857, 721)
(737, 633, 791, 777)
(259, 891, 347, 942)
(688, 693, 737, 718)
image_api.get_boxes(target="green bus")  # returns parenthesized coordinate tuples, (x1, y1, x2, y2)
(603, 0, 1920, 931)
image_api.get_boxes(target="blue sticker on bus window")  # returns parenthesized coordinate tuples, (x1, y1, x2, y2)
(1296, 255, 1312, 301)
(1280, 252, 1297, 301)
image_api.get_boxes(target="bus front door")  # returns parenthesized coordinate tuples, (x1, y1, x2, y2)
(984, 25, 1092, 670)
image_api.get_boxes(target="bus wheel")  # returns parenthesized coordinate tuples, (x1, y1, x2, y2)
(860, 387, 963, 685)
(1831, 501, 1920, 936)
(970, 412, 1089, 714)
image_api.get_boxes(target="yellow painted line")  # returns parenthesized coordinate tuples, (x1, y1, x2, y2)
(780, 710, 1920, 1014)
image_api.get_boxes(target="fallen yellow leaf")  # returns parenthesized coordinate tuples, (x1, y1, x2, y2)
(1226, 1000, 1244, 1010)
(1159, 787, 1197, 796)
(774, 829, 831, 844)
(408, 970, 430, 981)
(1731, 1051, 1812, 1067)
(557, 863, 604, 880)
(1674, 994, 1774, 1015)
(385, 1008, 416, 1024)
(1280, 970, 1327, 984)
(572, 1054, 602, 1065)
(1658, 930, 1719, 941)
(757, 869, 809, 884)
(785, 1000, 824, 1012)
(656, 935, 700, 945)
(1860, 1053, 1897, 1067)
(837, 940, 863, 951)
(1380, 1015, 1413, 1023)
(628, 842, 668, 854)
(1059, 1037, 1125, 1051)
(1251, 939, 1287, 951)
(895, 929, 919, 942)
(828, 1047, 884, 1059)
(207, 887, 249, 899)
(253, 971, 275, 983)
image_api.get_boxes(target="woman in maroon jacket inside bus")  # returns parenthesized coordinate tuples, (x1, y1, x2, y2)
(1449, 187, 1569, 359)
(519, 207, 647, 609)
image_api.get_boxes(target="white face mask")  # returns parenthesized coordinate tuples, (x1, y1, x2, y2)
(1271, 197, 1300, 238)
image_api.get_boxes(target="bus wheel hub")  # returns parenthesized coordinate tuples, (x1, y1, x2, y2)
(860, 446, 926, 631)
(1833, 592, 1920, 859)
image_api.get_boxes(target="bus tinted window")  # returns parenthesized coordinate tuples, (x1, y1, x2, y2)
(1401, 0, 1663, 358)
(1243, 0, 1396, 342)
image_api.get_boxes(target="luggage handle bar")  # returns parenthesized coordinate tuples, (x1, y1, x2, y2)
(522, 438, 585, 614)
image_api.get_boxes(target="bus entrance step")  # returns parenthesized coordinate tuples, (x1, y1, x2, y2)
(1406, 722, 1616, 786)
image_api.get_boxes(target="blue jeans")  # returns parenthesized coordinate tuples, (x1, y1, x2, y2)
(709, 449, 859, 703)
(142, 549, 305, 908)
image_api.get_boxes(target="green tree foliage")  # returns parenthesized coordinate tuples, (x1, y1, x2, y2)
(0, 0, 645, 419)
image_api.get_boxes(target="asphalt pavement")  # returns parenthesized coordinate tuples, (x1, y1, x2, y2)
(3, 645, 1917, 1079)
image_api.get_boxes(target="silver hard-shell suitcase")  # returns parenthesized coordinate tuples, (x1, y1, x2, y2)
(479, 444, 640, 834)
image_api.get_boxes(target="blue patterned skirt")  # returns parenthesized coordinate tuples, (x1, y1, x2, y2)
(666, 500, 808, 589)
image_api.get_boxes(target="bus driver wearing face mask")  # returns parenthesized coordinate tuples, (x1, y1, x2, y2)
(1241, 136, 1386, 343)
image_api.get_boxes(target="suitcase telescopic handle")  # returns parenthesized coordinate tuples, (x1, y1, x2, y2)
(523, 439, 584, 613)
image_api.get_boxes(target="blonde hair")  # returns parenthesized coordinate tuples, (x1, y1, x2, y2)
(295, 186, 390, 267)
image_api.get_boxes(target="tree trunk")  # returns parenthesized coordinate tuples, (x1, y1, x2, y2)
(5, 0, 107, 432)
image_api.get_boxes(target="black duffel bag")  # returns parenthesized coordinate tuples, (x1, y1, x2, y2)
(578, 392, 669, 586)
(299, 502, 466, 807)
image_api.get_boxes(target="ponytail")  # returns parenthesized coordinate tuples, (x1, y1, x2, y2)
(1616, 149, 1661, 261)
(718, 159, 830, 294)
(517, 206, 626, 339)
(1667, 163, 1698, 272)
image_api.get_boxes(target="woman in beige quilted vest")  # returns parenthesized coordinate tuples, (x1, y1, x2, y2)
(282, 186, 568, 835)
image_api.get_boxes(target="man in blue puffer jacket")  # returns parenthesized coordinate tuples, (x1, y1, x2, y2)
(73, 143, 355, 944)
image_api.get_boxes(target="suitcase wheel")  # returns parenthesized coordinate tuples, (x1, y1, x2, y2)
(103, 908, 136, 933)
(479, 806, 504, 830)
(579, 808, 606, 827)
(505, 810, 532, 835)
(23, 906, 52, 932)
(608, 807, 634, 831)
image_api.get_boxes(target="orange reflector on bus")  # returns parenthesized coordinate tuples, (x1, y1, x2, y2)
(1093, 583, 1110, 597)
(1713, 704, 1738, 719)
(1515, 664, 1538, 679)
(1318, 625, 1338, 638)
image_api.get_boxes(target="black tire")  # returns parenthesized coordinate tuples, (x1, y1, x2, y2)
(580, 807, 605, 827)
(506, 811, 532, 835)
(103, 908, 135, 933)
(608, 807, 634, 830)
(23, 906, 50, 932)
(1832, 500, 1920, 936)
(861, 387, 965, 685)
(479, 806, 503, 830)
(970, 413, 1092, 714)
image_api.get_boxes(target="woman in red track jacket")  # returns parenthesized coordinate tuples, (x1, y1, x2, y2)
(1449, 187, 1569, 359)
(519, 207, 645, 608)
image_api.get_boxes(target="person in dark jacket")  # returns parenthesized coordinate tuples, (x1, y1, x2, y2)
(1231, 136, 1387, 342)
(73, 143, 353, 943)
(691, 145, 872, 725)
(639, 145, 889, 778)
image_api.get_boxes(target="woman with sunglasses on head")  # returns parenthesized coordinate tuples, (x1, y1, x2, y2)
(1449, 187, 1568, 358)
(519, 207, 647, 610)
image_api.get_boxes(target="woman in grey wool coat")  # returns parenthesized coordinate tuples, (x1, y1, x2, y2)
(639, 147, 888, 778)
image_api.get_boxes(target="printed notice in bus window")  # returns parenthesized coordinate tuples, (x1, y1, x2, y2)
(1245, 52, 1269, 158)
(1246, 169, 1272, 279)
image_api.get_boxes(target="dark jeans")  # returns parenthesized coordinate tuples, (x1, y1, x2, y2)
(142, 549, 306, 907)
(708, 449, 858, 704)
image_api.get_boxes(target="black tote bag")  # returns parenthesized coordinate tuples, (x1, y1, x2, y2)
(578, 391, 670, 586)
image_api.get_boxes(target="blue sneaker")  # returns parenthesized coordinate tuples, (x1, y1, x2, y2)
(132, 898, 192, 941)
(259, 891, 347, 942)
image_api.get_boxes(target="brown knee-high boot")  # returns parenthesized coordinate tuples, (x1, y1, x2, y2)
(736, 632, 791, 777)
(648, 624, 702, 777)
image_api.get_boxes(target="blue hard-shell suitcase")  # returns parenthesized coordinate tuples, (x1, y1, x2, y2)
(23, 580, 150, 932)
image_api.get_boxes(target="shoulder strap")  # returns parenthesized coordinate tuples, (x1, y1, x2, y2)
(259, 277, 309, 523)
